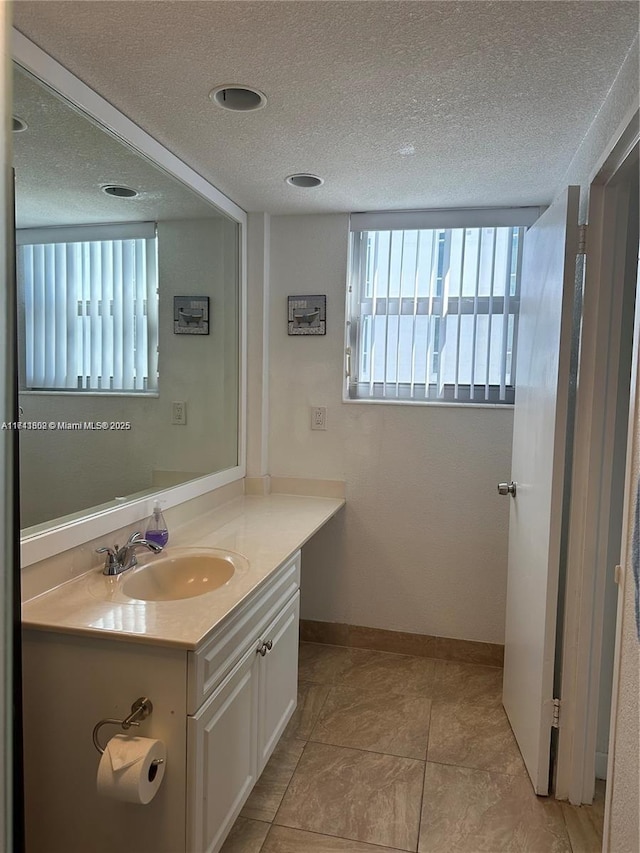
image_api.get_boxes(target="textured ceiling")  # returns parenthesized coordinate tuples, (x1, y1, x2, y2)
(13, 66, 221, 228)
(13, 1, 640, 215)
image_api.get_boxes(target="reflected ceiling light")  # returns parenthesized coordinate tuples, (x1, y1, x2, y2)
(209, 85, 267, 112)
(285, 174, 324, 189)
(101, 184, 139, 198)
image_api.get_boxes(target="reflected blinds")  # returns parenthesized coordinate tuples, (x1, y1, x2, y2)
(16, 223, 158, 392)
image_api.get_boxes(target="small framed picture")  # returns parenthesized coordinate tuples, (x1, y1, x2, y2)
(174, 296, 209, 335)
(288, 295, 326, 336)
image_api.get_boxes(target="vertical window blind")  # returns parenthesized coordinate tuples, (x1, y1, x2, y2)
(17, 222, 159, 392)
(346, 209, 539, 405)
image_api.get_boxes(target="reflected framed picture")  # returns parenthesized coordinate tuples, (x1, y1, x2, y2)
(288, 294, 326, 336)
(174, 296, 209, 335)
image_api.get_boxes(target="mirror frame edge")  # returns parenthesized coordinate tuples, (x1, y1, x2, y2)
(13, 28, 248, 568)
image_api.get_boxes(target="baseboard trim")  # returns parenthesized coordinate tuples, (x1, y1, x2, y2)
(300, 619, 504, 667)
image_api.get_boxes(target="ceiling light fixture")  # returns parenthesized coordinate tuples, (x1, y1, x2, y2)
(286, 174, 324, 189)
(209, 85, 267, 112)
(101, 184, 139, 199)
(13, 116, 28, 132)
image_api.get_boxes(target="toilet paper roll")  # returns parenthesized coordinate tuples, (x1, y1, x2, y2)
(97, 734, 166, 804)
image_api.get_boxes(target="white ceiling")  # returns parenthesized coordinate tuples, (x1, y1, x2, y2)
(13, 1, 639, 216)
(13, 66, 222, 228)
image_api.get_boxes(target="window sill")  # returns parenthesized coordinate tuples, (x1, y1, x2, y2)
(19, 390, 160, 399)
(342, 396, 514, 410)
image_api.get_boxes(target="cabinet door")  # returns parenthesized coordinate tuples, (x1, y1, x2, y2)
(187, 645, 259, 853)
(257, 591, 300, 772)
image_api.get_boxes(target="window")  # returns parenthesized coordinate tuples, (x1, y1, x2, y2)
(346, 209, 538, 405)
(17, 222, 159, 393)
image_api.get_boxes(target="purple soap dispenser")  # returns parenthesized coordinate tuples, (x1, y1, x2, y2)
(145, 500, 169, 548)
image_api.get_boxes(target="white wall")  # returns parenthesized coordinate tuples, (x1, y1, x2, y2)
(267, 214, 512, 644)
(18, 217, 239, 528)
(607, 542, 639, 853)
(607, 372, 640, 853)
(560, 36, 639, 218)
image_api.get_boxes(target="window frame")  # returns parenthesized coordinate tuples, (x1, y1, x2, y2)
(344, 207, 543, 408)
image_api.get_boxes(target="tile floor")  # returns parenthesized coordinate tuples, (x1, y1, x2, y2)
(221, 642, 605, 853)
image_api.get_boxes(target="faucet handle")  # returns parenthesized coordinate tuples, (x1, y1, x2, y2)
(96, 546, 116, 557)
(96, 546, 119, 573)
(125, 531, 144, 546)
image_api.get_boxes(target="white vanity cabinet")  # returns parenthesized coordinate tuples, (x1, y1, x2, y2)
(186, 556, 300, 853)
(22, 550, 301, 853)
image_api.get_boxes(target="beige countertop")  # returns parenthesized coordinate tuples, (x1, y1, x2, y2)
(21, 494, 344, 650)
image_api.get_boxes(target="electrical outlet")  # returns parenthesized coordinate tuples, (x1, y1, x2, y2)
(311, 406, 327, 430)
(172, 401, 187, 425)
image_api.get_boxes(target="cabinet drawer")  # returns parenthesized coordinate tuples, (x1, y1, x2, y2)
(187, 551, 300, 714)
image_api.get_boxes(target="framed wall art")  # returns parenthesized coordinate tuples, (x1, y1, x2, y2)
(174, 296, 209, 335)
(288, 295, 326, 336)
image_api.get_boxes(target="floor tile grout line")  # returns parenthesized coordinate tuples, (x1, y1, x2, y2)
(415, 702, 433, 853)
(261, 822, 411, 852)
(269, 734, 310, 828)
(270, 817, 417, 853)
(257, 819, 273, 853)
(305, 732, 429, 763)
(291, 738, 428, 766)
(306, 679, 334, 737)
(424, 757, 528, 779)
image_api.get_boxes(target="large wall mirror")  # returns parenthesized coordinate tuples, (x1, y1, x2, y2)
(13, 62, 241, 539)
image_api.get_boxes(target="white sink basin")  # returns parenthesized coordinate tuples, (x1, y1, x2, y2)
(121, 547, 247, 602)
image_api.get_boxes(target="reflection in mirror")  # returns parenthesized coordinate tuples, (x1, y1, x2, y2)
(13, 65, 239, 533)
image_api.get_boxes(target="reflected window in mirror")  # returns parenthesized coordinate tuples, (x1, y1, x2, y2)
(13, 62, 241, 535)
(17, 222, 159, 393)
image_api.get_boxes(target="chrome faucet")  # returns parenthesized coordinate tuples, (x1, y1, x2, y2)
(96, 531, 163, 576)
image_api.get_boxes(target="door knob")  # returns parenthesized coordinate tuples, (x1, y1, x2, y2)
(497, 481, 517, 497)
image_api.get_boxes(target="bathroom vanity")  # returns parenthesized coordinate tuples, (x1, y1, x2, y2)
(21, 493, 344, 853)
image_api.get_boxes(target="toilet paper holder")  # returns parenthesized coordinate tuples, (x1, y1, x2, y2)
(92, 696, 163, 766)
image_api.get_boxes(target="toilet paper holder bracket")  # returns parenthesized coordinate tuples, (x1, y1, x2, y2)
(92, 696, 163, 765)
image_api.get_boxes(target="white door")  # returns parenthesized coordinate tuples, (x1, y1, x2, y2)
(502, 186, 581, 794)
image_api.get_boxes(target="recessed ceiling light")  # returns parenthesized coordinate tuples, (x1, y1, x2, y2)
(101, 184, 139, 199)
(286, 174, 324, 189)
(13, 116, 28, 132)
(209, 85, 267, 112)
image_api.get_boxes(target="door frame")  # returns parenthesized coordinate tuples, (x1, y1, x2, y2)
(555, 112, 639, 805)
(1, 7, 20, 848)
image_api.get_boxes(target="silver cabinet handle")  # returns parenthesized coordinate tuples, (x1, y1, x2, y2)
(497, 481, 517, 497)
(256, 640, 273, 656)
